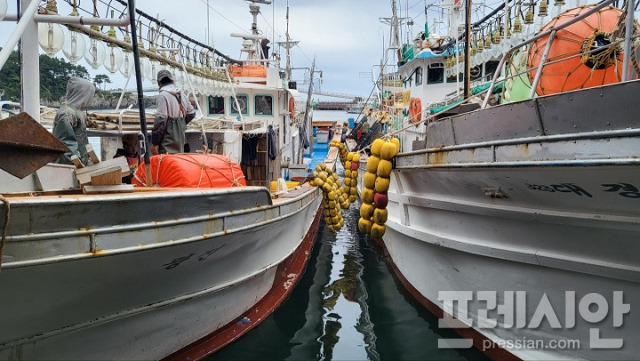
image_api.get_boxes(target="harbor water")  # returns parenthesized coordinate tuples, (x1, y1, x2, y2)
(207, 110, 488, 360)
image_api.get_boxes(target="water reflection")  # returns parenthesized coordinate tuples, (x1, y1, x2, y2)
(209, 158, 486, 361)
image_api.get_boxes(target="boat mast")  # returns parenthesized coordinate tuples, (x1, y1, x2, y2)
(464, 0, 471, 98)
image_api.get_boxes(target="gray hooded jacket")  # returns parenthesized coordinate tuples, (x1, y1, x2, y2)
(52, 77, 96, 165)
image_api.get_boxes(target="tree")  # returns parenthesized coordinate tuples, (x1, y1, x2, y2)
(94, 74, 111, 90)
(0, 49, 91, 103)
(39, 54, 90, 102)
(0, 49, 21, 101)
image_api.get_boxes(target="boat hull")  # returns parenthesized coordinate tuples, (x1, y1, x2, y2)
(0, 186, 321, 360)
(369, 161, 640, 360)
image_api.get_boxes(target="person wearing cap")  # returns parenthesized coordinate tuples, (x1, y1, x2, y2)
(151, 69, 195, 154)
(52, 77, 96, 165)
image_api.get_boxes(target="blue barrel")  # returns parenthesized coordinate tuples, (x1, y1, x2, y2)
(348, 117, 354, 128)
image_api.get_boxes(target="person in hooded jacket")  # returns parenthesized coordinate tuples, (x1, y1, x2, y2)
(151, 70, 196, 154)
(52, 77, 96, 165)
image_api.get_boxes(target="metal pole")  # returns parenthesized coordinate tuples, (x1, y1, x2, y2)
(0, 0, 39, 71)
(528, 30, 556, 98)
(621, 0, 634, 81)
(20, 0, 40, 122)
(127, 0, 152, 187)
(464, 0, 472, 98)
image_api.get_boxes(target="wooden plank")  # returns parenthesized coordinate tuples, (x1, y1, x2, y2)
(86, 144, 101, 164)
(82, 184, 135, 194)
(90, 166, 122, 186)
(70, 155, 85, 168)
(75, 156, 129, 185)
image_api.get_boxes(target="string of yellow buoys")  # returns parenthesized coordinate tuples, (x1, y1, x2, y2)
(308, 140, 361, 232)
(358, 137, 399, 238)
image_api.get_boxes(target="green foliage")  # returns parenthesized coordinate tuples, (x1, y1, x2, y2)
(0, 50, 21, 102)
(93, 74, 111, 90)
(0, 49, 90, 102)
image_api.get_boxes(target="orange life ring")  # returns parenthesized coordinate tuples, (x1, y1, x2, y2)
(409, 97, 422, 123)
(289, 97, 295, 115)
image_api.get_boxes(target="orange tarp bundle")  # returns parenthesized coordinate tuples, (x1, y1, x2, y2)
(230, 65, 267, 78)
(132, 153, 246, 188)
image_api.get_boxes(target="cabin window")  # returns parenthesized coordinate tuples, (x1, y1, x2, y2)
(208, 96, 225, 115)
(415, 66, 423, 85)
(427, 63, 444, 84)
(230, 94, 249, 115)
(403, 76, 413, 88)
(446, 73, 463, 83)
(254, 95, 273, 115)
(484, 60, 499, 82)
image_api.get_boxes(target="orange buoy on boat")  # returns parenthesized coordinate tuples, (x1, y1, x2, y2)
(289, 97, 295, 115)
(409, 97, 422, 123)
(527, 5, 640, 96)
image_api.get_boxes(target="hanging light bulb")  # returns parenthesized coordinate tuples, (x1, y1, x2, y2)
(105, 46, 123, 74)
(62, 29, 86, 64)
(523, 4, 535, 38)
(144, 28, 157, 81)
(0, 0, 8, 21)
(84, 2, 105, 69)
(174, 68, 183, 87)
(551, 0, 565, 18)
(120, 29, 135, 78)
(104, 11, 122, 74)
(62, 0, 84, 63)
(511, 4, 524, 44)
(38, 23, 65, 57)
(483, 34, 493, 62)
(85, 37, 106, 69)
(536, 0, 549, 32)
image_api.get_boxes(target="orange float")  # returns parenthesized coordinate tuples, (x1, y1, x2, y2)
(527, 5, 639, 96)
(409, 97, 422, 123)
(289, 97, 295, 115)
(132, 153, 246, 188)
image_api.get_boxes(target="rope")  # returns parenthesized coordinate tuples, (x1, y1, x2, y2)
(580, 30, 619, 69)
(0, 195, 10, 271)
(155, 154, 164, 186)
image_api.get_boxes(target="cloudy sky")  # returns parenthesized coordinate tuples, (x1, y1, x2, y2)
(0, 0, 433, 100)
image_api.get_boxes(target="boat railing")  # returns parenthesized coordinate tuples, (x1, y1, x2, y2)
(481, 0, 632, 108)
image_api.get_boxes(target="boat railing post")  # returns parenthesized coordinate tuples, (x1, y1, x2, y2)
(481, 53, 508, 109)
(528, 30, 556, 99)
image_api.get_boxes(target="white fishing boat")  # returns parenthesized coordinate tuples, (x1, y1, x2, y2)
(349, 0, 640, 359)
(0, 0, 327, 360)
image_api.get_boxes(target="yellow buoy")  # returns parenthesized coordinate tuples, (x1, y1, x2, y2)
(375, 176, 390, 193)
(361, 188, 375, 204)
(363, 172, 377, 189)
(370, 223, 386, 238)
(380, 141, 399, 160)
(371, 139, 384, 156)
(372, 208, 388, 224)
(366, 156, 380, 173)
(377, 159, 393, 178)
(358, 218, 372, 233)
(360, 203, 375, 218)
